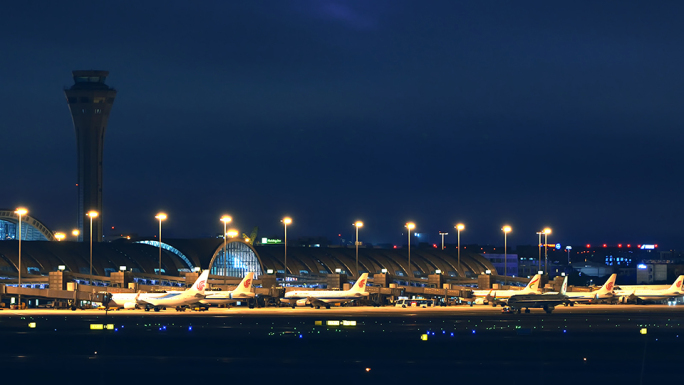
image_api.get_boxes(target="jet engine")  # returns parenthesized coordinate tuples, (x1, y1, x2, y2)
(123, 302, 136, 309)
(296, 299, 308, 307)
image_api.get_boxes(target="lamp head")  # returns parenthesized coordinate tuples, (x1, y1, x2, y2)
(456, 223, 465, 231)
(54, 232, 66, 241)
(227, 229, 239, 238)
(72, 229, 80, 237)
(220, 215, 232, 224)
(282, 217, 292, 225)
(354, 221, 363, 228)
(15, 208, 28, 216)
(87, 210, 99, 218)
(543, 227, 552, 235)
(406, 222, 415, 230)
(502, 225, 512, 233)
(155, 212, 167, 221)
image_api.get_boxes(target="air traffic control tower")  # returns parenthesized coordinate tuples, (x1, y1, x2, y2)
(64, 70, 116, 242)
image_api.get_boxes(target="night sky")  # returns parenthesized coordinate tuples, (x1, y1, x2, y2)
(3, 1, 684, 248)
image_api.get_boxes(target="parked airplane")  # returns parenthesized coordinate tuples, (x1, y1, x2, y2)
(108, 270, 210, 312)
(506, 275, 569, 314)
(565, 274, 617, 304)
(472, 274, 542, 306)
(281, 273, 369, 309)
(201, 272, 255, 307)
(614, 275, 684, 304)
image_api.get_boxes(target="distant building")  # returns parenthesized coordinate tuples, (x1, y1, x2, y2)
(64, 70, 117, 242)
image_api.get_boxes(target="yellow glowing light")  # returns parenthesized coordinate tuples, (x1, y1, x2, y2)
(342, 320, 357, 326)
(72, 229, 80, 237)
(87, 211, 98, 218)
(282, 217, 292, 225)
(456, 223, 465, 231)
(220, 215, 232, 224)
(406, 222, 415, 230)
(354, 221, 363, 228)
(326, 320, 340, 326)
(640, 328, 647, 335)
(227, 229, 239, 238)
(502, 225, 512, 233)
(90, 324, 104, 330)
(15, 208, 28, 216)
(106, 324, 114, 330)
(543, 227, 552, 235)
(28, 322, 36, 329)
(315, 320, 322, 326)
(155, 212, 167, 221)
(365, 368, 371, 372)
(421, 334, 428, 341)
(54, 232, 66, 241)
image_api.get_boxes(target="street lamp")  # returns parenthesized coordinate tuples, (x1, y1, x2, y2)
(502, 225, 512, 286)
(54, 232, 66, 241)
(406, 222, 415, 286)
(455, 224, 464, 277)
(566, 245, 572, 266)
(155, 213, 167, 281)
(354, 221, 363, 278)
(282, 217, 292, 284)
(543, 228, 552, 274)
(15, 208, 27, 308)
(72, 229, 80, 240)
(536, 231, 543, 273)
(220, 215, 232, 283)
(438, 231, 448, 250)
(86, 211, 99, 287)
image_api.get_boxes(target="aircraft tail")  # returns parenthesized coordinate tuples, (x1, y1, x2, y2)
(350, 273, 369, 293)
(232, 272, 255, 295)
(187, 270, 210, 296)
(560, 275, 568, 295)
(669, 275, 684, 292)
(598, 274, 617, 294)
(521, 274, 541, 293)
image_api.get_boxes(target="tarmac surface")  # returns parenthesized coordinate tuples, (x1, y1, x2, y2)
(1, 304, 682, 384)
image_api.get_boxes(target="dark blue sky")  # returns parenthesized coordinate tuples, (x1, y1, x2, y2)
(3, 1, 684, 248)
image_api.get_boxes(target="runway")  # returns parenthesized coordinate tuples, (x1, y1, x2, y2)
(1, 305, 681, 384)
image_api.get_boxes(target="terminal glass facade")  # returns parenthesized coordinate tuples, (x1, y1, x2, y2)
(212, 241, 262, 278)
(0, 220, 48, 241)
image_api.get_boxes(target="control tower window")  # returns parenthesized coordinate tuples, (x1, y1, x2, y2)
(93, 97, 105, 103)
(68, 97, 77, 104)
(80, 97, 90, 103)
(95, 109, 101, 114)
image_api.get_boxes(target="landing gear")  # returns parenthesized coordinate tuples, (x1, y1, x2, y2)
(543, 305, 554, 314)
(325, 305, 331, 309)
(144, 307, 150, 312)
(315, 305, 320, 309)
(154, 307, 161, 312)
(524, 308, 530, 314)
(516, 308, 521, 314)
(291, 304, 296, 309)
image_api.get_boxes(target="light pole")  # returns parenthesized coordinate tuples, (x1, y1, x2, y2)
(502, 226, 512, 286)
(15, 208, 27, 308)
(87, 211, 99, 287)
(456, 224, 464, 277)
(439, 231, 448, 250)
(566, 246, 572, 266)
(220, 215, 232, 284)
(155, 213, 167, 282)
(282, 217, 292, 285)
(354, 221, 363, 278)
(536, 231, 543, 274)
(543, 227, 552, 274)
(406, 222, 415, 286)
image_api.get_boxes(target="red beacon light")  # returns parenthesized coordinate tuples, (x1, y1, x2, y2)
(586, 244, 591, 248)
(618, 244, 622, 248)
(627, 244, 631, 248)
(603, 244, 607, 248)
(432, 244, 437, 248)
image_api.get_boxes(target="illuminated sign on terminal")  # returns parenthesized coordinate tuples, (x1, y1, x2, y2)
(640, 244, 656, 250)
(261, 238, 283, 244)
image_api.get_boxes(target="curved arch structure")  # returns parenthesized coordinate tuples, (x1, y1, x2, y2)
(0, 210, 54, 241)
(207, 239, 263, 278)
